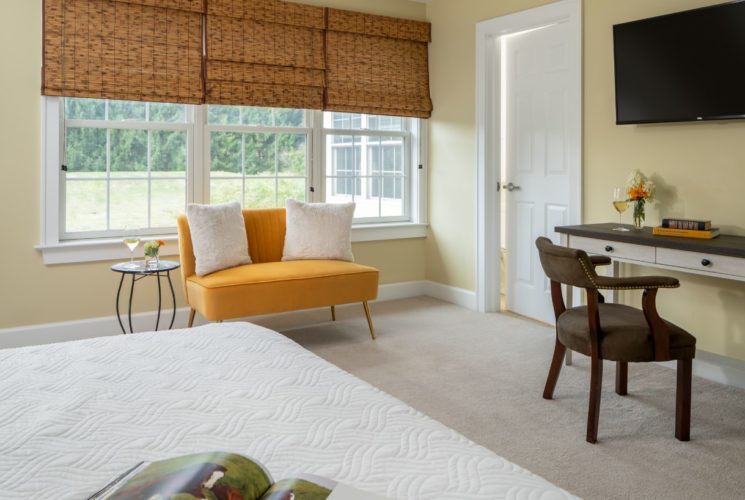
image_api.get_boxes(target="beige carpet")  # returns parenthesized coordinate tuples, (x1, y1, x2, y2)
(277, 297, 745, 500)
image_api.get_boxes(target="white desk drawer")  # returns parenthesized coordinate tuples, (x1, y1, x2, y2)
(656, 248, 745, 278)
(570, 236, 655, 263)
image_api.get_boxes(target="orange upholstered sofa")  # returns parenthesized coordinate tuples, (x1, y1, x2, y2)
(176, 208, 379, 339)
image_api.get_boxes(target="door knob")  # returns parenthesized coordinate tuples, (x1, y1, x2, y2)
(505, 182, 521, 192)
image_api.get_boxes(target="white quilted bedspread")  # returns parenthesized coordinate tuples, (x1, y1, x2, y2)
(0, 323, 575, 499)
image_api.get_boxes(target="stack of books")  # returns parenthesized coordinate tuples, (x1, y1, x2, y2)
(652, 218, 720, 239)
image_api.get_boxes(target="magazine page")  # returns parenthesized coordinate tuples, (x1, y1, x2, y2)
(260, 474, 389, 500)
(101, 452, 274, 500)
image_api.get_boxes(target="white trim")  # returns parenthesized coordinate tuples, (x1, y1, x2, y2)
(0, 280, 469, 348)
(35, 223, 429, 264)
(475, 0, 583, 313)
(423, 281, 478, 310)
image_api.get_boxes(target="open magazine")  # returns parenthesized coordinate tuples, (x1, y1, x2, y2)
(89, 451, 388, 500)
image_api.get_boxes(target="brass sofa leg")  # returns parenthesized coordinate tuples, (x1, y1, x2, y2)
(331, 306, 336, 321)
(362, 301, 376, 340)
(187, 308, 196, 328)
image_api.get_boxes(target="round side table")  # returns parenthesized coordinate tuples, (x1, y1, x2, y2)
(111, 260, 180, 334)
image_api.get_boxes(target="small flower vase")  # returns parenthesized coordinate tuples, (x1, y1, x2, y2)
(144, 254, 159, 270)
(633, 199, 645, 229)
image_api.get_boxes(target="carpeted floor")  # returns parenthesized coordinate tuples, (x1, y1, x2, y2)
(276, 297, 745, 500)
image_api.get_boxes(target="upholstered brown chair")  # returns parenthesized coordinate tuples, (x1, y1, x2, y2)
(535, 237, 696, 443)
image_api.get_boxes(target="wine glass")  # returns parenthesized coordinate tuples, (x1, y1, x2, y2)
(612, 188, 630, 232)
(122, 227, 141, 269)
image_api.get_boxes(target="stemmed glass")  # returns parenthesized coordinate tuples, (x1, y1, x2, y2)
(612, 188, 630, 231)
(122, 227, 141, 269)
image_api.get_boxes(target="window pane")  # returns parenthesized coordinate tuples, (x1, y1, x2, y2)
(381, 177, 405, 217)
(65, 98, 105, 120)
(148, 103, 186, 123)
(211, 178, 243, 205)
(110, 129, 147, 177)
(65, 180, 106, 232)
(151, 130, 186, 173)
(109, 100, 146, 121)
(65, 127, 107, 174)
(368, 115, 404, 131)
(210, 132, 242, 177)
(241, 107, 273, 127)
(208, 105, 241, 125)
(326, 112, 363, 129)
(277, 134, 306, 175)
(244, 133, 276, 176)
(278, 178, 305, 205)
(151, 179, 186, 227)
(274, 108, 305, 127)
(110, 180, 148, 229)
(245, 179, 276, 208)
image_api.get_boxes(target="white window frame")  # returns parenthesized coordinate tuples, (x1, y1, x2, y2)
(38, 98, 428, 264)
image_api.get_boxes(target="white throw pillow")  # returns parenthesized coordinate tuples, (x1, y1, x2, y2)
(282, 199, 355, 262)
(186, 201, 251, 276)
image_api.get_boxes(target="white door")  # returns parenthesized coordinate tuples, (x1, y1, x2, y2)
(504, 21, 577, 323)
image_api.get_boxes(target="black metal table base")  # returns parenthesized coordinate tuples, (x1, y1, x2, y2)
(114, 270, 177, 334)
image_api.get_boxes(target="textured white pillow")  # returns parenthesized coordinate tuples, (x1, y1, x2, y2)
(282, 199, 355, 262)
(186, 201, 251, 276)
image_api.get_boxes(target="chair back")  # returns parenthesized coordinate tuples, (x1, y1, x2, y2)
(535, 236, 598, 289)
(176, 208, 287, 297)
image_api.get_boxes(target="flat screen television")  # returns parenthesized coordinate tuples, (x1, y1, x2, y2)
(613, 1, 745, 124)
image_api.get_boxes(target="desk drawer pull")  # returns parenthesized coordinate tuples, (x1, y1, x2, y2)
(605, 245, 613, 252)
(701, 259, 712, 267)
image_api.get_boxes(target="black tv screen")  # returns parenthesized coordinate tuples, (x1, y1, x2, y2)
(613, 1, 745, 124)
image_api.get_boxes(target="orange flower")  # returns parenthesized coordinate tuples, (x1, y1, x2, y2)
(627, 186, 649, 201)
(156, 240, 166, 247)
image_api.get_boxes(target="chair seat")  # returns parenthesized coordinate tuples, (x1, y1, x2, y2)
(557, 303, 696, 362)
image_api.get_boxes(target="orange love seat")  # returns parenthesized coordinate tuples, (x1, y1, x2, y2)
(176, 208, 379, 339)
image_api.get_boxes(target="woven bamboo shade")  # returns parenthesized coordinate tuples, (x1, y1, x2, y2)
(42, 0, 204, 104)
(205, 0, 326, 110)
(325, 9, 432, 119)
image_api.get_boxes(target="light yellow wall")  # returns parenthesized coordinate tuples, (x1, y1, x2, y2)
(0, 0, 427, 330)
(426, 0, 745, 360)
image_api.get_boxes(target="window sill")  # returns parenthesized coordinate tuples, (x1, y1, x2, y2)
(36, 223, 428, 265)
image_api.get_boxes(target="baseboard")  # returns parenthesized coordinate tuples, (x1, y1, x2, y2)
(423, 280, 478, 310)
(0, 280, 468, 349)
(658, 351, 745, 391)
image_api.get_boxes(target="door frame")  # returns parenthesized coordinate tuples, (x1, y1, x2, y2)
(475, 0, 583, 313)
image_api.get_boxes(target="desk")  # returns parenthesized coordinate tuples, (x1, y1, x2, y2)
(555, 223, 745, 364)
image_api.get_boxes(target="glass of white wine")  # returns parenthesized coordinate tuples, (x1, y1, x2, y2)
(612, 188, 631, 232)
(122, 227, 141, 269)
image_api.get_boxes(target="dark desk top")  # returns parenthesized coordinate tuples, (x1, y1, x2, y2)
(555, 223, 745, 259)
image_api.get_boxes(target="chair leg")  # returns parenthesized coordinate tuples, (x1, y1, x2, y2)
(362, 301, 376, 340)
(331, 306, 336, 321)
(676, 358, 692, 441)
(187, 308, 196, 328)
(587, 356, 603, 444)
(543, 338, 566, 399)
(616, 361, 628, 396)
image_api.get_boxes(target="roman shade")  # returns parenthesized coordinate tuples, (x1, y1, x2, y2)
(42, 0, 433, 117)
(205, 0, 326, 110)
(42, 0, 205, 104)
(325, 9, 433, 118)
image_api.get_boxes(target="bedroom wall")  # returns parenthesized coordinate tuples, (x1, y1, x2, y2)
(425, 0, 745, 361)
(0, 0, 427, 330)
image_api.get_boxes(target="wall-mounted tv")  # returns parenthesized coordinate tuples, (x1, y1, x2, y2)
(613, 1, 745, 125)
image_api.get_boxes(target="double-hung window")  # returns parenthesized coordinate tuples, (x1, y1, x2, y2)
(41, 98, 426, 263)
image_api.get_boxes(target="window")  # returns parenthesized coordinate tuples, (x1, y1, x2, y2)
(323, 113, 410, 222)
(42, 97, 426, 262)
(62, 99, 190, 238)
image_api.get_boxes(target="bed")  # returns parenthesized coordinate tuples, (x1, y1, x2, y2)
(0, 323, 575, 499)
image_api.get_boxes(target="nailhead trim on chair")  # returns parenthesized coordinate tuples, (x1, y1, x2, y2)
(578, 258, 680, 291)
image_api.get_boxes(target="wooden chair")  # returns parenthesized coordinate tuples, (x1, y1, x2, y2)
(535, 237, 696, 443)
